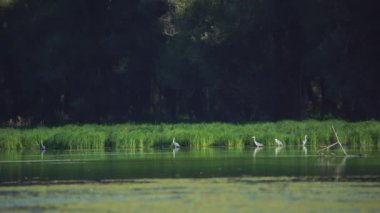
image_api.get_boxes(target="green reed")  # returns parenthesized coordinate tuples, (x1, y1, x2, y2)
(0, 120, 379, 150)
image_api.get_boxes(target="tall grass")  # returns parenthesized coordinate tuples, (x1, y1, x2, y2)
(0, 120, 379, 150)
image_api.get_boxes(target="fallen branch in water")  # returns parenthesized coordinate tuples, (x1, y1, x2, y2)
(318, 126, 348, 156)
(318, 142, 339, 151)
(327, 142, 339, 149)
(332, 126, 348, 156)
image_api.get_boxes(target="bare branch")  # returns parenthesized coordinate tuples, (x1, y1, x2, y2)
(318, 142, 339, 152)
(332, 126, 348, 156)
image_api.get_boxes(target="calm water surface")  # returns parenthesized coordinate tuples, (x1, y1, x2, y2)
(0, 147, 379, 183)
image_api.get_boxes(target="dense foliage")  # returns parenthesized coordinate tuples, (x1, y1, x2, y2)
(1, 0, 379, 124)
(0, 120, 379, 150)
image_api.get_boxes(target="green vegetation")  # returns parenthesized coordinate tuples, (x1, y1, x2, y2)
(1, 178, 380, 212)
(0, 120, 379, 150)
(0, 0, 14, 7)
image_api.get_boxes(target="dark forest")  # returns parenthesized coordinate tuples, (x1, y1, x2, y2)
(1, 0, 380, 124)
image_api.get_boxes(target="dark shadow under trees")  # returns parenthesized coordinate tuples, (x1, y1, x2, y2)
(0, 0, 379, 125)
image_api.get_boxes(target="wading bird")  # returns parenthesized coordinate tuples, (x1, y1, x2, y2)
(301, 135, 307, 146)
(172, 137, 180, 149)
(274, 138, 283, 146)
(252, 136, 264, 147)
(40, 140, 46, 151)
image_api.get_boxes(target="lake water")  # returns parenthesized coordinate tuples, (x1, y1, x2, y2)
(1, 147, 379, 183)
(1, 147, 380, 212)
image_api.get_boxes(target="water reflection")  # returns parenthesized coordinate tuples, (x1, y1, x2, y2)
(275, 146, 283, 157)
(40, 150, 46, 160)
(253, 147, 263, 159)
(0, 148, 378, 182)
(302, 146, 308, 157)
(317, 154, 349, 182)
(172, 147, 180, 159)
(335, 156, 348, 182)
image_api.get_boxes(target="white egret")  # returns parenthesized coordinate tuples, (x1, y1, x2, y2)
(274, 138, 283, 146)
(40, 140, 46, 150)
(172, 137, 180, 149)
(252, 136, 264, 147)
(301, 135, 307, 146)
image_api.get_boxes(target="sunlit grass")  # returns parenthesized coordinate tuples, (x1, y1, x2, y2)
(2, 178, 380, 212)
(0, 120, 379, 150)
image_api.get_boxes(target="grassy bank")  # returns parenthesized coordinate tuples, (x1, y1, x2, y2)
(0, 120, 379, 150)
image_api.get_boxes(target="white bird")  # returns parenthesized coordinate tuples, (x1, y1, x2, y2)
(252, 136, 264, 147)
(274, 138, 283, 146)
(40, 140, 46, 151)
(172, 137, 180, 149)
(301, 135, 307, 146)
